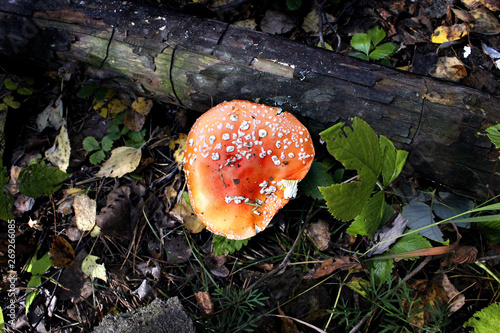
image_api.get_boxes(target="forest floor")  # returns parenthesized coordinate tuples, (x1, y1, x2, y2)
(1, 0, 500, 332)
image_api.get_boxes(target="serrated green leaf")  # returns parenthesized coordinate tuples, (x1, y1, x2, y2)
(351, 33, 371, 55)
(94, 87, 108, 102)
(3, 96, 20, 109)
(4, 78, 18, 91)
(464, 302, 500, 332)
(77, 82, 98, 98)
(83, 136, 100, 152)
(380, 135, 408, 188)
(485, 124, 500, 148)
(0, 103, 7, 111)
(17, 87, 33, 95)
(390, 232, 432, 260)
(402, 202, 444, 242)
(367, 26, 386, 47)
(301, 160, 334, 200)
(319, 118, 382, 221)
(347, 191, 386, 236)
(18, 162, 69, 198)
(368, 259, 393, 284)
(369, 42, 398, 60)
(349, 51, 370, 61)
(101, 135, 114, 152)
(89, 150, 105, 165)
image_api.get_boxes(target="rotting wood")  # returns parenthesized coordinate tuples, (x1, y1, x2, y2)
(0, 0, 499, 199)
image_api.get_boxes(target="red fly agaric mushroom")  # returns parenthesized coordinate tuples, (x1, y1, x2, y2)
(183, 100, 315, 240)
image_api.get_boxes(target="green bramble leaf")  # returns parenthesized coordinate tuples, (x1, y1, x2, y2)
(367, 26, 386, 47)
(367, 259, 393, 284)
(319, 118, 382, 221)
(17, 87, 33, 95)
(485, 124, 500, 148)
(19, 162, 69, 198)
(300, 160, 334, 200)
(369, 42, 398, 60)
(349, 51, 370, 61)
(26, 275, 41, 315)
(213, 234, 249, 256)
(347, 191, 387, 237)
(101, 136, 114, 152)
(25, 248, 52, 314)
(350, 33, 371, 56)
(4, 78, 18, 91)
(380, 135, 408, 188)
(3, 96, 20, 109)
(390, 232, 432, 260)
(83, 136, 100, 152)
(89, 150, 106, 165)
(464, 302, 500, 332)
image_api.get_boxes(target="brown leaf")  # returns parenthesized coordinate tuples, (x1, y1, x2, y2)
(277, 308, 300, 333)
(124, 108, 146, 132)
(50, 236, 75, 268)
(204, 254, 229, 278)
(306, 257, 362, 279)
(470, 7, 500, 35)
(170, 191, 205, 234)
(96, 186, 131, 239)
(131, 97, 153, 115)
(195, 291, 214, 314)
(306, 219, 331, 251)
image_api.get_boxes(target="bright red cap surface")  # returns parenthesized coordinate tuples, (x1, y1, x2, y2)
(183, 100, 315, 239)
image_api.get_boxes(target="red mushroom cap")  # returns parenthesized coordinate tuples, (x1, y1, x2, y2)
(183, 100, 315, 240)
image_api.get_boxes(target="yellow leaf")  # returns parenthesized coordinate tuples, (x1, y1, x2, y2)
(82, 254, 107, 282)
(131, 97, 153, 115)
(73, 194, 96, 232)
(95, 146, 142, 178)
(45, 124, 71, 172)
(93, 90, 128, 118)
(169, 133, 188, 166)
(431, 24, 468, 43)
(90, 225, 101, 237)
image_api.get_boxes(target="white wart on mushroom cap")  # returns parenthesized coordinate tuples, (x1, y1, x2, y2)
(183, 100, 315, 240)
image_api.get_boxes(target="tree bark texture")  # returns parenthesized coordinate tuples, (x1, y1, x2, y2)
(0, 0, 499, 199)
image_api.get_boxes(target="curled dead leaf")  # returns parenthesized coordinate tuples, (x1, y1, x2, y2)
(306, 256, 362, 279)
(194, 291, 213, 315)
(50, 236, 75, 268)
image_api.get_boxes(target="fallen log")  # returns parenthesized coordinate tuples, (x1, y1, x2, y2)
(0, 0, 498, 200)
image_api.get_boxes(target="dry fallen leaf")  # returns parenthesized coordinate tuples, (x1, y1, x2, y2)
(170, 191, 205, 234)
(82, 254, 107, 282)
(430, 57, 468, 82)
(133, 279, 154, 300)
(96, 186, 131, 238)
(306, 219, 331, 251)
(431, 24, 468, 44)
(131, 97, 153, 115)
(195, 291, 214, 315)
(73, 194, 96, 232)
(306, 256, 362, 279)
(169, 134, 188, 166)
(45, 124, 71, 172)
(93, 90, 128, 118)
(469, 7, 500, 35)
(50, 236, 76, 268)
(37, 95, 64, 131)
(124, 109, 146, 132)
(95, 146, 142, 178)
